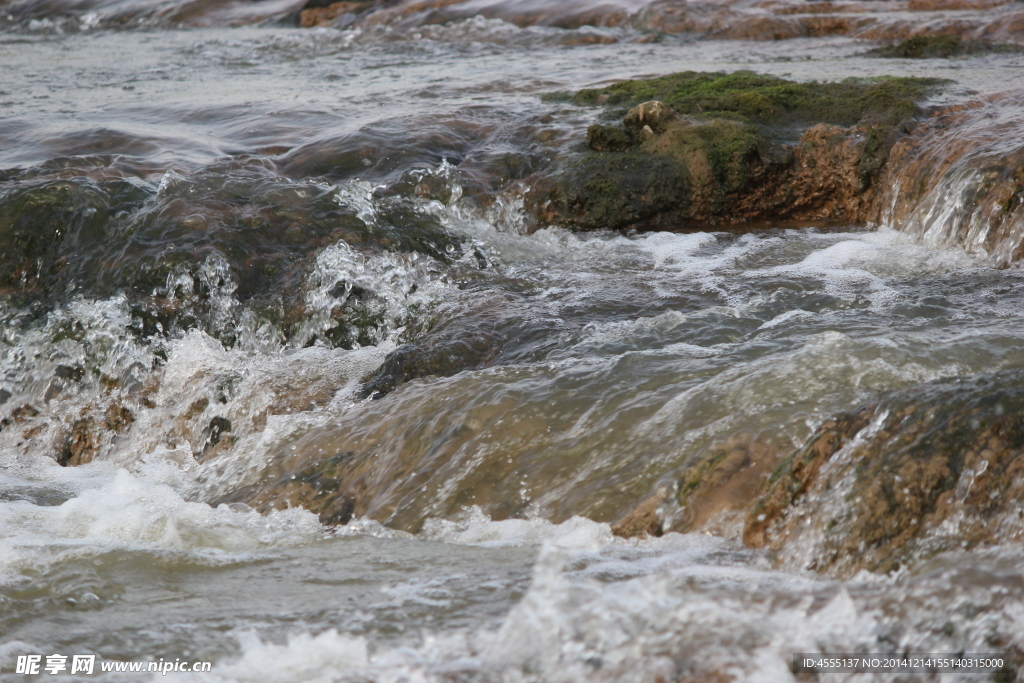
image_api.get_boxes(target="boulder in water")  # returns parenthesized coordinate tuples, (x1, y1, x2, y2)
(545, 71, 942, 231)
(744, 370, 1024, 576)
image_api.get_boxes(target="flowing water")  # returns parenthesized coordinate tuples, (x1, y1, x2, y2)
(2, 4, 1024, 681)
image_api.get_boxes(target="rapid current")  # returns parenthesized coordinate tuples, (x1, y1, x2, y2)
(2, 1, 1024, 681)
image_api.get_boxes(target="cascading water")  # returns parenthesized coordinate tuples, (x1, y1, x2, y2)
(2, 1, 1024, 681)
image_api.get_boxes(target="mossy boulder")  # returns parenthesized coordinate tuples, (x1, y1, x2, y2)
(545, 72, 945, 231)
(574, 71, 941, 130)
(585, 124, 634, 152)
(868, 34, 1022, 59)
(550, 151, 690, 231)
(0, 160, 464, 349)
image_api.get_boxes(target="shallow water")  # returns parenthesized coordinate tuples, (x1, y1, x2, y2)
(2, 5, 1024, 682)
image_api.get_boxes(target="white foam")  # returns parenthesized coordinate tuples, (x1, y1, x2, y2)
(0, 456, 324, 583)
(421, 506, 615, 549)
(294, 237, 451, 349)
(752, 226, 978, 310)
(211, 630, 369, 683)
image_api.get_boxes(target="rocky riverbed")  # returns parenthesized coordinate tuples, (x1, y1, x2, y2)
(2, 0, 1024, 680)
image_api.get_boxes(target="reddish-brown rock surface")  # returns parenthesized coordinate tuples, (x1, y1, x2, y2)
(313, 0, 1024, 45)
(299, 0, 374, 27)
(872, 93, 1024, 266)
(743, 370, 1024, 576)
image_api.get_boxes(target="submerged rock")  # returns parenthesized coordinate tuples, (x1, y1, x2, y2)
(0, 159, 464, 348)
(359, 334, 503, 399)
(874, 92, 1024, 266)
(352, 0, 641, 31)
(299, 0, 374, 28)
(0, 176, 149, 302)
(744, 370, 1024, 576)
(632, 0, 1024, 44)
(233, 452, 358, 525)
(293, 0, 1024, 47)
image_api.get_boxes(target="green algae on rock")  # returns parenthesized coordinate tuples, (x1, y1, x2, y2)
(546, 72, 945, 231)
(573, 71, 943, 129)
(868, 34, 1023, 59)
(0, 161, 465, 350)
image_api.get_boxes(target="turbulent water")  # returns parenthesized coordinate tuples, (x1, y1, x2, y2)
(2, 3, 1024, 682)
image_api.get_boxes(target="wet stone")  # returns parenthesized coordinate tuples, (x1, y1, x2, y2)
(360, 332, 504, 399)
(622, 100, 677, 135)
(867, 34, 1023, 58)
(299, 0, 373, 28)
(60, 418, 97, 467)
(225, 452, 359, 526)
(744, 370, 1024, 576)
(544, 71, 944, 231)
(0, 159, 464, 351)
(207, 416, 231, 448)
(54, 365, 85, 382)
(611, 487, 669, 539)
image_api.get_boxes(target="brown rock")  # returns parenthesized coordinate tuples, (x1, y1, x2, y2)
(355, 0, 637, 30)
(62, 418, 99, 467)
(801, 15, 874, 37)
(769, 2, 883, 15)
(872, 92, 1024, 266)
(672, 433, 786, 536)
(611, 487, 669, 538)
(908, 0, 1011, 9)
(233, 451, 358, 525)
(299, 1, 373, 28)
(632, 0, 733, 35)
(325, 0, 1024, 47)
(745, 370, 1024, 576)
(623, 100, 677, 135)
(768, 122, 893, 221)
(104, 402, 134, 433)
(59, 400, 135, 467)
(9, 404, 39, 422)
(711, 16, 805, 40)
(559, 32, 619, 45)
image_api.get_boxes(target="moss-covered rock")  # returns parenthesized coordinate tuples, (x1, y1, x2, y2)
(574, 71, 942, 129)
(585, 124, 635, 152)
(868, 34, 1022, 59)
(551, 151, 690, 231)
(0, 160, 464, 349)
(546, 71, 945, 231)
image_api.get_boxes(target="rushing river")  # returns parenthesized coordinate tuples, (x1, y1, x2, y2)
(2, 3, 1024, 681)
